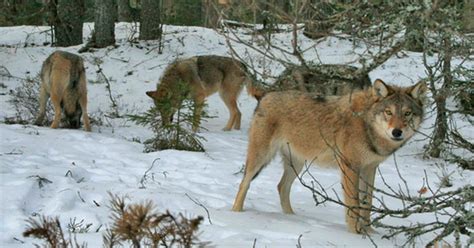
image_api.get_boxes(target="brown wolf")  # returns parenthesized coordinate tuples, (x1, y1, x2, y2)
(146, 55, 263, 131)
(35, 51, 91, 131)
(232, 79, 427, 233)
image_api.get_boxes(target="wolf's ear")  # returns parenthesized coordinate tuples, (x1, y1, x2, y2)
(373, 79, 390, 98)
(409, 80, 428, 100)
(146, 90, 158, 99)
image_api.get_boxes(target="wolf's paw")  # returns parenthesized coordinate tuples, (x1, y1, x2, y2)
(354, 221, 376, 235)
(231, 206, 243, 212)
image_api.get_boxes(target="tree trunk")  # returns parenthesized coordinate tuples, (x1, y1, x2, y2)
(428, 35, 451, 158)
(139, 0, 161, 40)
(117, 0, 133, 22)
(203, 0, 217, 28)
(204, 0, 214, 27)
(254, 0, 268, 24)
(93, 0, 116, 48)
(166, 0, 202, 26)
(303, 1, 334, 39)
(51, 0, 85, 47)
(405, 20, 424, 52)
(462, 0, 474, 33)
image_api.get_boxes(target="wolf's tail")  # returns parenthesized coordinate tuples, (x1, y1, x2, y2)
(69, 59, 84, 89)
(245, 80, 266, 101)
(239, 61, 267, 101)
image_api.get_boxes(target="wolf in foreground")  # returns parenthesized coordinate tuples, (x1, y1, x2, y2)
(146, 55, 262, 131)
(232, 79, 427, 233)
(35, 51, 91, 131)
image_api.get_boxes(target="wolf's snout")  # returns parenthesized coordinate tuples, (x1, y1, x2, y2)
(392, 129, 403, 139)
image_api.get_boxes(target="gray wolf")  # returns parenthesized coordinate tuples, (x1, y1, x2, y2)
(273, 64, 371, 95)
(145, 55, 263, 131)
(35, 51, 91, 131)
(232, 79, 427, 233)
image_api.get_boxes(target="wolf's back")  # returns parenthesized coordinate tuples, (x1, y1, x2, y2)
(42, 51, 85, 89)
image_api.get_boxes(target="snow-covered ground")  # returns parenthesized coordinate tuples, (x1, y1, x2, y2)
(0, 23, 472, 247)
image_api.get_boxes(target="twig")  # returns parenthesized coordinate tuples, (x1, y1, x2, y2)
(97, 65, 119, 118)
(139, 158, 161, 189)
(296, 234, 303, 248)
(184, 193, 212, 225)
(27, 175, 52, 188)
(77, 191, 86, 203)
(2, 148, 23, 155)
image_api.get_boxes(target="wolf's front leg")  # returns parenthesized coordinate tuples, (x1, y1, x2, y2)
(341, 162, 361, 233)
(358, 165, 377, 233)
(192, 95, 205, 132)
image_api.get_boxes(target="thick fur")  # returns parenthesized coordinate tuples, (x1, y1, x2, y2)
(35, 51, 91, 131)
(232, 79, 427, 233)
(146, 55, 263, 131)
(274, 64, 371, 95)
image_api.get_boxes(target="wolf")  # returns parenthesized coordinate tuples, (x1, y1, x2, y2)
(273, 64, 371, 95)
(35, 51, 91, 131)
(145, 55, 263, 131)
(232, 79, 427, 233)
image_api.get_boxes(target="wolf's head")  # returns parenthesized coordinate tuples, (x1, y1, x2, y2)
(59, 101, 82, 129)
(368, 79, 427, 146)
(146, 76, 190, 127)
(146, 89, 178, 126)
(64, 108, 82, 129)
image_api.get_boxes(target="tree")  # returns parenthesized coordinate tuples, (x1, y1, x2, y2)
(128, 81, 207, 153)
(163, 0, 203, 26)
(419, 1, 472, 162)
(117, 0, 133, 22)
(203, 0, 224, 28)
(139, 0, 161, 40)
(463, 0, 474, 32)
(49, 0, 85, 47)
(92, 0, 117, 48)
(0, 0, 44, 26)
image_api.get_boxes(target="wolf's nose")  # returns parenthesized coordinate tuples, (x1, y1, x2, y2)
(392, 129, 403, 138)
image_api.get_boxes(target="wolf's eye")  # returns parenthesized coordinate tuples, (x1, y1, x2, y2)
(405, 111, 412, 117)
(385, 110, 393, 116)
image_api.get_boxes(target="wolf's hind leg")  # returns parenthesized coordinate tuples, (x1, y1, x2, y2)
(278, 150, 304, 214)
(79, 95, 91, 132)
(50, 93, 62, 129)
(35, 85, 49, 126)
(78, 73, 91, 132)
(49, 72, 68, 129)
(219, 78, 242, 131)
(232, 123, 277, 211)
(221, 94, 241, 131)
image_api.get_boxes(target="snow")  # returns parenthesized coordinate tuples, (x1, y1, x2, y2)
(0, 23, 472, 247)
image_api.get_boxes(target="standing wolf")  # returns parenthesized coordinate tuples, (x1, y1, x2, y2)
(35, 51, 91, 131)
(273, 64, 371, 95)
(232, 79, 427, 233)
(146, 55, 262, 131)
